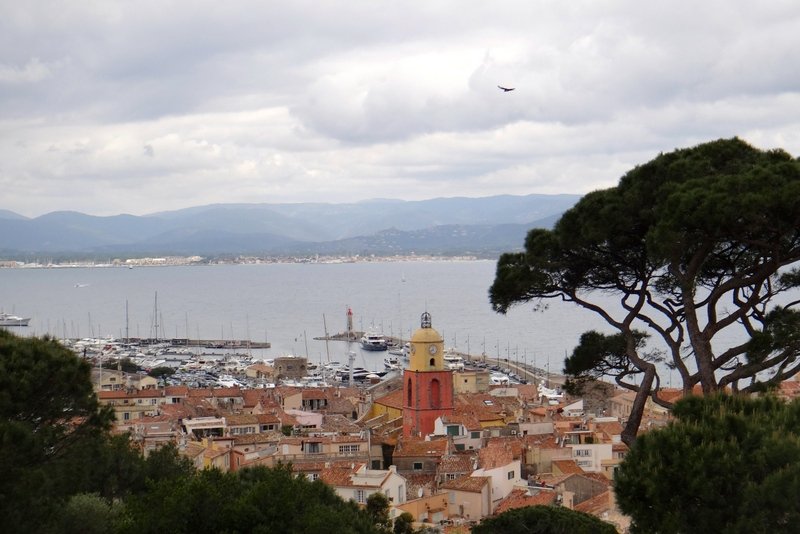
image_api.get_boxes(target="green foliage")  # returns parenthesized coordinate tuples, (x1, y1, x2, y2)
(392, 512, 414, 534)
(103, 357, 140, 373)
(490, 138, 800, 440)
(0, 331, 387, 533)
(366, 491, 392, 533)
(148, 366, 175, 378)
(472, 505, 618, 534)
(122, 463, 383, 534)
(0, 330, 115, 531)
(49, 493, 127, 534)
(615, 394, 800, 533)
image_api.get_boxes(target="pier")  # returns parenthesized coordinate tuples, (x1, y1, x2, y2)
(121, 337, 271, 349)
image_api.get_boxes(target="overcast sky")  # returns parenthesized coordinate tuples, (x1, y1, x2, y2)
(2, 1, 799, 218)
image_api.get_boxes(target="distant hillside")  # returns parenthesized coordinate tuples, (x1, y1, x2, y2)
(0, 194, 581, 259)
(0, 209, 27, 221)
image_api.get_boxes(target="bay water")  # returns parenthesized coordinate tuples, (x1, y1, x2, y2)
(1, 260, 609, 373)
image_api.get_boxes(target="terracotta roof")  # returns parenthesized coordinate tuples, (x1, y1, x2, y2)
(210, 387, 243, 398)
(574, 490, 611, 516)
(655, 385, 713, 405)
(325, 396, 357, 414)
(512, 384, 539, 400)
(486, 437, 523, 459)
(494, 488, 557, 515)
(204, 447, 229, 460)
(593, 421, 623, 439)
(232, 433, 282, 446)
(320, 464, 360, 487)
(241, 389, 269, 407)
(374, 389, 404, 410)
(256, 413, 281, 424)
(182, 441, 206, 460)
(394, 437, 449, 457)
(438, 454, 475, 473)
(98, 389, 164, 400)
(292, 462, 327, 473)
(319, 414, 361, 434)
(187, 388, 213, 398)
(523, 433, 560, 449)
(478, 443, 513, 470)
(226, 414, 260, 426)
(404, 473, 437, 499)
(164, 385, 189, 396)
(441, 410, 483, 431)
(302, 389, 327, 400)
(552, 459, 585, 475)
(440, 475, 489, 493)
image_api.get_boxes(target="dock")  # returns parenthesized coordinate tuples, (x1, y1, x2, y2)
(122, 337, 271, 349)
(314, 331, 404, 346)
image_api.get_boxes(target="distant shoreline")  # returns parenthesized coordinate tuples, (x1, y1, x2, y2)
(0, 254, 488, 269)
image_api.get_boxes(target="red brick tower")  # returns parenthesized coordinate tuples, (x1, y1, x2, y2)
(402, 312, 454, 437)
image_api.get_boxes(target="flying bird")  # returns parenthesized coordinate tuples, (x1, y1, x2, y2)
(498, 85, 515, 92)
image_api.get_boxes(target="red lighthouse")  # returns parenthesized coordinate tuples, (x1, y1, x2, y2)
(402, 312, 454, 437)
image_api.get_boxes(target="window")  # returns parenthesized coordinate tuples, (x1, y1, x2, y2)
(470, 431, 481, 439)
(413, 462, 423, 471)
(356, 489, 366, 504)
(576, 449, 591, 457)
(123, 412, 130, 421)
(446, 473, 458, 481)
(507, 470, 515, 480)
(309, 473, 319, 481)
(339, 444, 359, 454)
(446, 425, 460, 436)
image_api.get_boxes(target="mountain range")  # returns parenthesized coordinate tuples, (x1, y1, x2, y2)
(0, 194, 581, 260)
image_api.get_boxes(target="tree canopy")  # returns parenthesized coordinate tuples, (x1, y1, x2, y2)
(490, 138, 800, 443)
(472, 505, 618, 534)
(121, 463, 383, 534)
(615, 394, 800, 533)
(0, 330, 114, 530)
(0, 331, 392, 533)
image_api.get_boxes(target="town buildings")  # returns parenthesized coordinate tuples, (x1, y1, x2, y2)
(96, 311, 772, 532)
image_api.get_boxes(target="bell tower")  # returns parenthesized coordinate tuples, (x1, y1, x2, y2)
(403, 312, 454, 437)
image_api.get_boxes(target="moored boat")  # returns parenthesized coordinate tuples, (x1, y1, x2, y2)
(360, 331, 388, 351)
(0, 312, 30, 327)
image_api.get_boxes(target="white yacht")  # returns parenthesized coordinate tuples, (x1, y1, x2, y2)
(443, 354, 465, 371)
(0, 312, 30, 327)
(360, 332, 388, 351)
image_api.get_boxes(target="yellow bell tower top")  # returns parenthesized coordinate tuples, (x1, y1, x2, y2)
(407, 312, 444, 372)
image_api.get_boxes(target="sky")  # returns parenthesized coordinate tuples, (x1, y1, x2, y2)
(2, 1, 800, 218)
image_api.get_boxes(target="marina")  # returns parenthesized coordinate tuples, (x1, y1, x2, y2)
(0, 260, 619, 383)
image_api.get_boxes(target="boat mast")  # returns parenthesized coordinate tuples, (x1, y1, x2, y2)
(125, 299, 129, 342)
(323, 314, 331, 363)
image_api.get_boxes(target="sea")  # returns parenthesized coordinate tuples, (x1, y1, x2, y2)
(0, 260, 612, 374)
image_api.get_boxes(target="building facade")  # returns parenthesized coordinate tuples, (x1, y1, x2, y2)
(402, 312, 454, 437)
